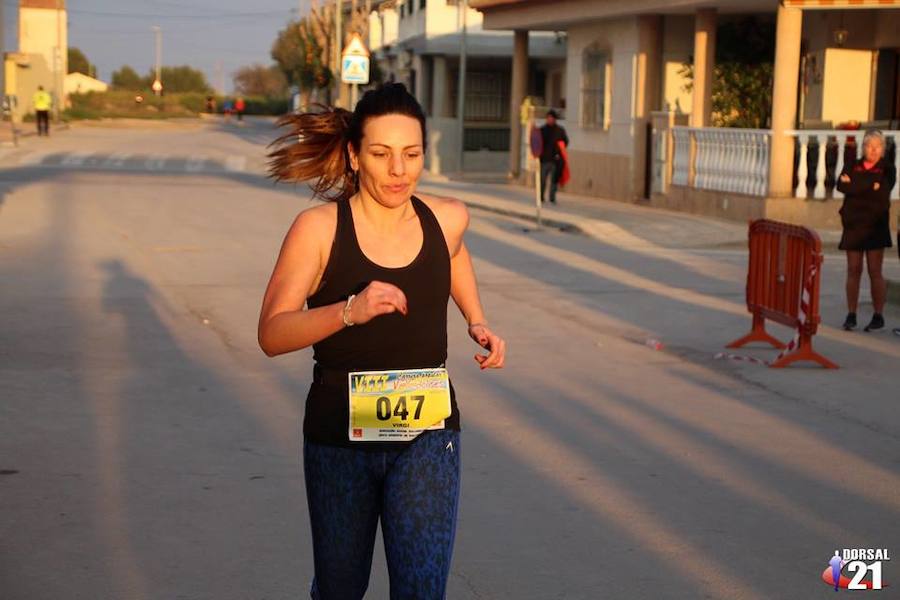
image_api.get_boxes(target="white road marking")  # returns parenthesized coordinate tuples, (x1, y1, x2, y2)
(145, 154, 167, 170)
(186, 154, 208, 172)
(61, 153, 91, 167)
(103, 153, 132, 168)
(224, 156, 246, 172)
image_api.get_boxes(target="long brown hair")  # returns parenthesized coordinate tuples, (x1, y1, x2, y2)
(268, 83, 427, 202)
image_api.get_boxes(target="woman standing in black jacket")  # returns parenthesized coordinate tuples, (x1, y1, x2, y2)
(836, 129, 896, 332)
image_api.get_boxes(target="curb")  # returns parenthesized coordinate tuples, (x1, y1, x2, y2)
(456, 197, 587, 235)
(888, 279, 900, 307)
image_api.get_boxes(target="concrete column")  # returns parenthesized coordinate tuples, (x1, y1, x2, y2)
(691, 8, 716, 127)
(509, 30, 528, 179)
(432, 55, 447, 117)
(768, 5, 803, 198)
(633, 15, 663, 199)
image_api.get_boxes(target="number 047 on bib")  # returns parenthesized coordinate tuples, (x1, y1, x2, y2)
(348, 368, 451, 442)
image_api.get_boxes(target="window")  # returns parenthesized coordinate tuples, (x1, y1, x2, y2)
(400, 4, 405, 17)
(581, 46, 611, 129)
(419, 0, 427, 9)
(407, 0, 414, 13)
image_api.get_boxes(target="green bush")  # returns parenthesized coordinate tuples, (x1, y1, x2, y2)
(241, 96, 289, 116)
(64, 90, 290, 120)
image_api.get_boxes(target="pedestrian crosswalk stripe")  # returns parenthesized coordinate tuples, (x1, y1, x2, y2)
(61, 153, 91, 166)
(186, 154, 208, 172)
(225, 156, 246, 172)
(145, 154, 167, 170)
(103, 153, 131, 168)
(11, 152, 255, 175)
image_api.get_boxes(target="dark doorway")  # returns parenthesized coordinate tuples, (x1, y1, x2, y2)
(873, 48, 900, 126)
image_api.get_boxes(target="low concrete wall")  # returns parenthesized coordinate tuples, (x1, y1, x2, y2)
(766, 197, 900, 233)
(652, 186, 766, 222)
(657, 185, 900, 232)
(427, 117, 508, 175)
(566, 149, 633, 201)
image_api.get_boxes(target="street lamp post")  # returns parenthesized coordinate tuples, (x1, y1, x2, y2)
(334, 0, 342, 107)
(55, 0, 63, 121)
(151, 26, 162, 96)
(456, 0, 468, 174)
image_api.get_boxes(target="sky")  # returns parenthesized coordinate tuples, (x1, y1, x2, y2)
(4, 0, 312, 93)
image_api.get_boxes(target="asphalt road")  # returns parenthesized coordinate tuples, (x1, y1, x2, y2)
(1, 118, 898, 600)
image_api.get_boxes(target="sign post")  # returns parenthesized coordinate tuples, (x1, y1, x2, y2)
(341, 33, 370, 109)
(528, 103, 543, 230)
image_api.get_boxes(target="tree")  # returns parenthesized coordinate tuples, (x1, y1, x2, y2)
(111, 65, 144, 90)
(145, 66, 211, 93)
(271, 17, 332, 109)
(68, 47, 96, 76)
(233, 64, 289, 97)
(679, 17, 776, 129)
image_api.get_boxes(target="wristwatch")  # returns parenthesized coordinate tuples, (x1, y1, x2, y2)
(342, 294, 356, 327)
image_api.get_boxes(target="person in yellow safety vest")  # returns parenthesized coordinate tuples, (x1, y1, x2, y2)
(33, 86, 52, 137)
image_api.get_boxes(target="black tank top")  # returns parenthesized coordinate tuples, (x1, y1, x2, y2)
(304, 196, 460, 449)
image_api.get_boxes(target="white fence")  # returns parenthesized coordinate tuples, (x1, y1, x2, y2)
(671, 127, 771, 196)
(790, 130, 900, 200)
(670, 126, 900, 199)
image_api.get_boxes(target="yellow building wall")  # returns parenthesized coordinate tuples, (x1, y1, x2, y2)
(4, 52, 54, 122)
(20, 6, 68, 76)
(822, 48, 874, 125)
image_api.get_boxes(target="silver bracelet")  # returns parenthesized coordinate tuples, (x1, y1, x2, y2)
(342, 294, 356, 327)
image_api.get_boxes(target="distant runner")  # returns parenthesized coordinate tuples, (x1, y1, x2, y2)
(33, 86, 52, 137)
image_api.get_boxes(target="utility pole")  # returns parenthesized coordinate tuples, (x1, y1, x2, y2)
(456, 0, 468, 173)
(55, 0, 63, 121)
(152, 26, 162, 96)
(334, 0, 342, 107)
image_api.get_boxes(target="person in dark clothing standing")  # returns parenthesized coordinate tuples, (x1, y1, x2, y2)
(836, 129, 895, 332)
(539, 110, 568, 204)
(261, 84, 506, 599)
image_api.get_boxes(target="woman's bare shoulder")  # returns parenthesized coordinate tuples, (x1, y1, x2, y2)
(281, 201, 339, 259)
(416, 192, 469, 230)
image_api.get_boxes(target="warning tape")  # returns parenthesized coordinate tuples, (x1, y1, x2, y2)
(714, 262, 817, 366)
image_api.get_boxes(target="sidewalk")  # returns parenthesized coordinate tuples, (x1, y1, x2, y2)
(419, 172, 844, 250)
(418, 172, 898, 305)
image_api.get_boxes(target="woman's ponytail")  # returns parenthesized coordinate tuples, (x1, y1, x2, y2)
(268, 105, 356, 202)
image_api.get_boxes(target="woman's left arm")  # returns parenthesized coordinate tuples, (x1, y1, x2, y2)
(451, 240, 506, 369)
(436, 198, 506, 369)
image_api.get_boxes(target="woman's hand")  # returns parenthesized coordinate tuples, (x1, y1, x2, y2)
(874, 182, 881, 191)
(348, 281, 408, 325)
(840, 174, 850, 183)
(468, 323, 506, 370)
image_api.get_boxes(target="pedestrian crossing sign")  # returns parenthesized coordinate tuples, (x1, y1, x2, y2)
(342, 55, 370, 84)
(341, 33, 370, 84)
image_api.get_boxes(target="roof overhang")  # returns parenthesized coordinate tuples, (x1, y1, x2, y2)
(472, 0, 781, 31)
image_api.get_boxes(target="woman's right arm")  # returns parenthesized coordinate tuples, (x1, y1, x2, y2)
(258, 207, 410, 357)
(258, 209, 345, 357)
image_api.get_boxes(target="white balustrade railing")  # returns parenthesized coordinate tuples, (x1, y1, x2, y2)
(671, 127, 691, 187)
(789, 130, 900, 200)
(670, 126, 771, 196)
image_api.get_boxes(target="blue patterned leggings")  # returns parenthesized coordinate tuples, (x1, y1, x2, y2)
(303, 430, 461, 600)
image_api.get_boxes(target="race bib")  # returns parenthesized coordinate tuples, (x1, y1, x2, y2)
(348, 368, 451, 442)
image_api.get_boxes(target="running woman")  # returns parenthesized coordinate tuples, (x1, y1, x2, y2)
(259, 83, 506, 600)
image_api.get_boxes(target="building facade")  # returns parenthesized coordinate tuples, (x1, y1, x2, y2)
(5, 0, 68, 123)
(370, 0, 566, 174)
(473, 0, 900, 229)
